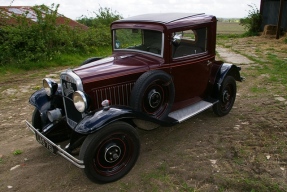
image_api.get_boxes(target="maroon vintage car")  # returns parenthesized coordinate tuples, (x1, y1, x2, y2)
(26, 13, 242, 183)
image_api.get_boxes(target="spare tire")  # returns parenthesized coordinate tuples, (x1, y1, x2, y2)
(81, 57, 102, 66)
(130, 70, 175, 120)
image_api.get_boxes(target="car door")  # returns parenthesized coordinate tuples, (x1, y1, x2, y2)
(169, 27, 212, 104)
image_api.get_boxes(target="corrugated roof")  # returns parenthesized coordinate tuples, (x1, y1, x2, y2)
(0, 6, 88, 30)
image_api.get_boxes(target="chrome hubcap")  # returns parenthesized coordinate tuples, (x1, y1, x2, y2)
(148, 89, 161, 108)
(104, 145, 121, 163)
(223, 90, 230, 103)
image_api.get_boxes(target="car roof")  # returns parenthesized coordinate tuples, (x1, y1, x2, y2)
(115, 13, 205, 24)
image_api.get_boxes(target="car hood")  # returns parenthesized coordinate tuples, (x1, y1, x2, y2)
(73, 53, 163, 83)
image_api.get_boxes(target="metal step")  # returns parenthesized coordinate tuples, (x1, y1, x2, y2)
(168, 100, 214, 123)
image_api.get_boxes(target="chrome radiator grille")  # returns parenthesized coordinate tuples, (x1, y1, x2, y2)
(60, 70, 84, 128)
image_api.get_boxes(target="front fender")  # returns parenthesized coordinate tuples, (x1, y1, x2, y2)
(74, 106, 178, 134)
(29, 85, 63, 123)
(29, 88, 51, 113)
(74, 107, 136, 134)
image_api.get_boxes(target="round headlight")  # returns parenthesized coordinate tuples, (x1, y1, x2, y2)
(43, 78, 57, 96)
(43, 78, 58, 96)
(73, 91, 88, 113)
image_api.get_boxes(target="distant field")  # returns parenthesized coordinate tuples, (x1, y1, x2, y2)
(217, 22, 245, 34)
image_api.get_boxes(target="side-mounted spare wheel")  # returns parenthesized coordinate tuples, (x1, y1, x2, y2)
(213, 76, 237, 116)
(79, 121, 140, 183)
(130, 70, 175, 120)
(80, 57, 102, 66)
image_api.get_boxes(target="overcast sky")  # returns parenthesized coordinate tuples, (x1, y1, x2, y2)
(1, 0, 260, 20)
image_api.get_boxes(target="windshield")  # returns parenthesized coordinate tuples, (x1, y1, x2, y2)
(113, 29, 163, 56)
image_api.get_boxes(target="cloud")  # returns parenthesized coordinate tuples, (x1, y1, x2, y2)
(1, 0, 260, 19)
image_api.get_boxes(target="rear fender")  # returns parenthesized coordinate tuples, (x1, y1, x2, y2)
(219, 63, 242, 83)
(212, 63, 242, 98)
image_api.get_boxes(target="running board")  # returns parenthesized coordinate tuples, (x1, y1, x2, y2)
(168, 101, 215, 123)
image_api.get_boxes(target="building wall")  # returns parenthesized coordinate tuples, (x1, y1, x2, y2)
(261, 0, 287, 31)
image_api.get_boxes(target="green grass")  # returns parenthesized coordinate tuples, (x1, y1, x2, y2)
(141, 163, 195, 191)
(217, 22, 245, 34)
(0, 46, 111, 75)
(250, 86, 268, 93)
(13, 149, 22, 155)
(216, 175, 284, 192)
(266, 53, 287, 83)
(217, 33, 244, 40)
(217, 38, 287, 88)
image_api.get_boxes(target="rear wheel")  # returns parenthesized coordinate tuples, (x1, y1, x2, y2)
(79, 121, 140, 183)
(213, 76, 236, 116)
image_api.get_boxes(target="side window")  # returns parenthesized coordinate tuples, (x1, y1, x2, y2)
(172, 27, 207, 58)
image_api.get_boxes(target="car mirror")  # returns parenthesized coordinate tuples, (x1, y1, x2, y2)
(172, 33, 182, 46)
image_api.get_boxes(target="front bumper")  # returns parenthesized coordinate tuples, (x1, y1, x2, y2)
(25, 120, 85, 169)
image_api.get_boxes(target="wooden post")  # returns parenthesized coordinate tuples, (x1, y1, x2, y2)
(259, 0, 264, 32)
(276, 0, 284, 39)
(260, 0, 264, 15)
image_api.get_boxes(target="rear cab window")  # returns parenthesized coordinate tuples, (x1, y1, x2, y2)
(172, 27, 208, 59)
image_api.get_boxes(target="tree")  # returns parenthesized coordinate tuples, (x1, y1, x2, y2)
(240, 4, 262, 36)
(77, 7, 122, 28)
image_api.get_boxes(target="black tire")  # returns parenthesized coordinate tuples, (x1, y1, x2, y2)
(130, 70, 175, 120)
(213, 76, 237, 116)
(32, 108, 69, 142)
(81, 57, 102, 66)
(79, 121, 140, 183)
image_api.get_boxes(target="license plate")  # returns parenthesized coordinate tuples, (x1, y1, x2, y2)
(35, 131, 58, 154)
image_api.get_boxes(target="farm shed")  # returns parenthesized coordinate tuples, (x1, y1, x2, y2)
(0, 6, 88, 30)
(260, 0, 286, 38)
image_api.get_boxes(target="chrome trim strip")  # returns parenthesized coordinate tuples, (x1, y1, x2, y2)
(113, 86, 116, 104)
(95, 90, 100, 109)
(122, 85, 124, 104)
(117, 86, 120, 104)
(105, 88, 107, 101)
(100, 89, 103, 104)
(60, 69, 84, 128)
(60, 69, 83, 91)
(125, 84, 129, 105)
(109, 87, 112, 104)
(25, 120, 85, 169)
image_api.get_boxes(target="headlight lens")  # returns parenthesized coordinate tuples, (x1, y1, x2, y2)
(43, 78, 57, 96)
(73, 91, 88, 112)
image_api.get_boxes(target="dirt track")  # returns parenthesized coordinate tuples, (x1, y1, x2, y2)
(0, 36, 286, 191)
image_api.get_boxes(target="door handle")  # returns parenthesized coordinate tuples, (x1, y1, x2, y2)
(207, 60, 212, 66)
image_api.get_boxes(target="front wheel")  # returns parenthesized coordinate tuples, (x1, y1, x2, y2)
(213, 76, 237, 116)
(79, 121, 140, 183)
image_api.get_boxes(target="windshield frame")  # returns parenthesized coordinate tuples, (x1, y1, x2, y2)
(112, 28, 164, 57)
